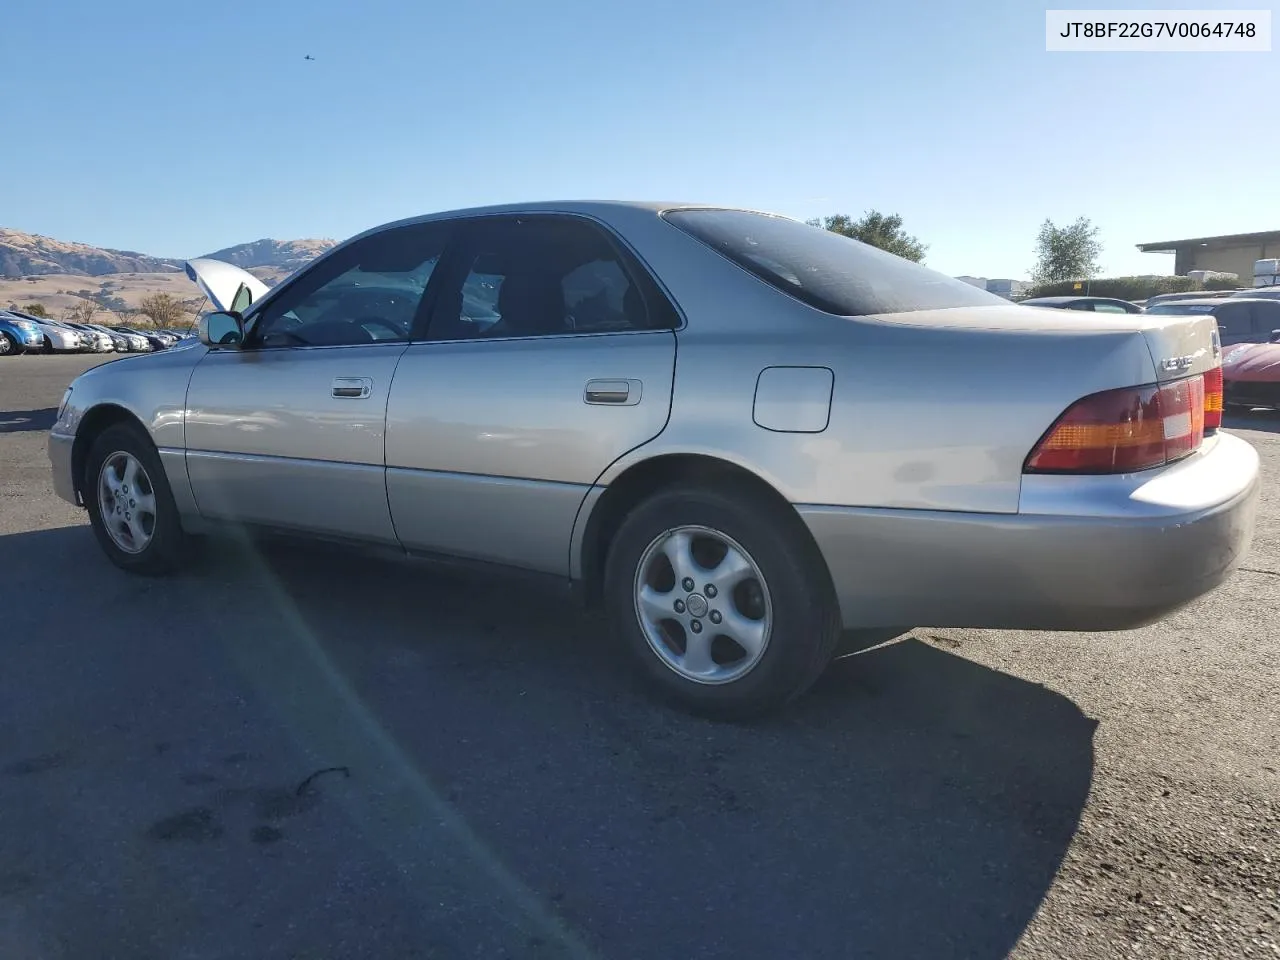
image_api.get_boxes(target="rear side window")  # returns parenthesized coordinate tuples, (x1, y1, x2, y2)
(426, 215, 679, 341)
(661, 208, 1010, 316)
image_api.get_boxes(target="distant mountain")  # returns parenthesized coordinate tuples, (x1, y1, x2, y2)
(0, 228, 338, 279)
(0, 228, 183, 277)
(198, 238, 338, 272)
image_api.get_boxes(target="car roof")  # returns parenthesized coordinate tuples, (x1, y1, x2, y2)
(1148, 298, 1271, 308)
(409, 199, 690, 217)
(1148, 291, 1237, 301)
(340, 200, 757, 244)
(1020, 296, 1132, 305)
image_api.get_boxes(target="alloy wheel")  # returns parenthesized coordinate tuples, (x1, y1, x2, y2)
(632, 524, 773, 685)
(97, 451, 158, 554)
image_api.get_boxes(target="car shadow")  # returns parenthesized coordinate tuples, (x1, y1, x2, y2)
(1225, 409, 1280, 435)
(0, 407, 56, 434)
(1, 526, 1095, 960)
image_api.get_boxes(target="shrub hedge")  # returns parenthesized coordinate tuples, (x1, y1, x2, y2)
(1023, 275, 1204, 301)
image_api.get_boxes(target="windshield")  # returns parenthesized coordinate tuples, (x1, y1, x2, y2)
(662, 208, 1010, 316)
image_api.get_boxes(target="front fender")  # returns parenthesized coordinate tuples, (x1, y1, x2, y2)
(52, 344, 208, 517)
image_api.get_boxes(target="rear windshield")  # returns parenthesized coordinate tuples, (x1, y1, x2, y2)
(661, 208, 1010, 316)
(1144, 303, 1217, 314)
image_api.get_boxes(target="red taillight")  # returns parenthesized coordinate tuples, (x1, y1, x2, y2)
(1025, 375, 1206, 474)
(1203, 365, 1223, 432)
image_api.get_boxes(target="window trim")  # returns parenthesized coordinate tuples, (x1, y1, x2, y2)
(409, 212, 684, 344)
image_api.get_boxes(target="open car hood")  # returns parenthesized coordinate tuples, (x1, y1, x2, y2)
(1222, 341, 1280, 383)
(184, 258, 271, 314)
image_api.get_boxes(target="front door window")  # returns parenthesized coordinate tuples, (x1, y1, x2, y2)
(248, 222, 452, 348)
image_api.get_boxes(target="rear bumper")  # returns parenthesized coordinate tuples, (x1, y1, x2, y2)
(800, 432, 1260, 632)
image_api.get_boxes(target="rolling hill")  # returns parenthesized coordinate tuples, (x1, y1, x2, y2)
(199, 238, 338, 272)
(0, 228, 183, 278)
(0, 228, 337, 279)
(0, 227, 338, 322)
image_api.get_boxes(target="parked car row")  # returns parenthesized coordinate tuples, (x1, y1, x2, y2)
(0, 310, 191, 356)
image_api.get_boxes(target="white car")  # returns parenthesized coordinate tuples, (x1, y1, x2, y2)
(83, 324, 133, 352)
(60, 322, 116, 353)
(30, 318, 85, 353)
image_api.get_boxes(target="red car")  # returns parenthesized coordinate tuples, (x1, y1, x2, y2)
(1223, 333, 1280, 411)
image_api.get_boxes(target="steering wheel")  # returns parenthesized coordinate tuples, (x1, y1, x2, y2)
(354, 316, 407, 339)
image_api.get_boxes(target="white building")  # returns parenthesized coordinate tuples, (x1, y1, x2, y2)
(953, 276, 1029, 299)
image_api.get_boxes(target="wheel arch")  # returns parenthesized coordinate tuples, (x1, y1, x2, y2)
(575, 452, 830, 607)
(71, 404, 151, 500)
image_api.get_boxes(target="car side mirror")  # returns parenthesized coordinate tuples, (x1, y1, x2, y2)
(199, 311, 244, 349)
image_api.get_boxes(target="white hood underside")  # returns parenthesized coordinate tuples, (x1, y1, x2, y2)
(184, 258, 271, 314)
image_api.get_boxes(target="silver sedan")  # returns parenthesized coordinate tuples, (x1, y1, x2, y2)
(48, 202, 1261, 717)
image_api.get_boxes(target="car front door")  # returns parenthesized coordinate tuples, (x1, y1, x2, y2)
(184, 221, 451, 542)
(1211, 302, 1255, 346)
(384, 213, 679, 575)
(1250, 301, 1280, 341)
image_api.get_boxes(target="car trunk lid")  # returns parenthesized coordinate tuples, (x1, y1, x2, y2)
(868, 303, 1221, 381)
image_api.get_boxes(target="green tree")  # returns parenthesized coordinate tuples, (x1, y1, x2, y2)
(807, 210, 927, 262)
(20, 302, 48, 317)
(1031, 217, 1103, 285)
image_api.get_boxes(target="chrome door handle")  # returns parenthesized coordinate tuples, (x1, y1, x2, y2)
(332, 377, 372, 399)
(584, 379, 642, 406)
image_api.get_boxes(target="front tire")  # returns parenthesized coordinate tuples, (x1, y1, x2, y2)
(603, 485, 842, 720)
(84, 423, 188, 575)
(0, 333, 14, 356)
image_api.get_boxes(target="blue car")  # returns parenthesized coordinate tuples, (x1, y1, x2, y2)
(0, 311, 47, 355)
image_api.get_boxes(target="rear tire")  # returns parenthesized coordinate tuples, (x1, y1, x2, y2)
(84, 422, 188, 575)
(603, 484, 842, 720)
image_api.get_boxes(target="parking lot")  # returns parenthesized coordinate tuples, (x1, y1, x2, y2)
(1, 353, 1277, 959)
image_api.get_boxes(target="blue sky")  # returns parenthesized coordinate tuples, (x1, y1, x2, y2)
(3, 0, 1273, 278)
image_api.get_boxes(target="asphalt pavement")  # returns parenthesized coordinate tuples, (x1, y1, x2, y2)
(1, 354, 1277, 960)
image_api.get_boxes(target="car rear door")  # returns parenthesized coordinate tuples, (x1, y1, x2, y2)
(383, 213, 679, 576)
(184, 221, 452, 542)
